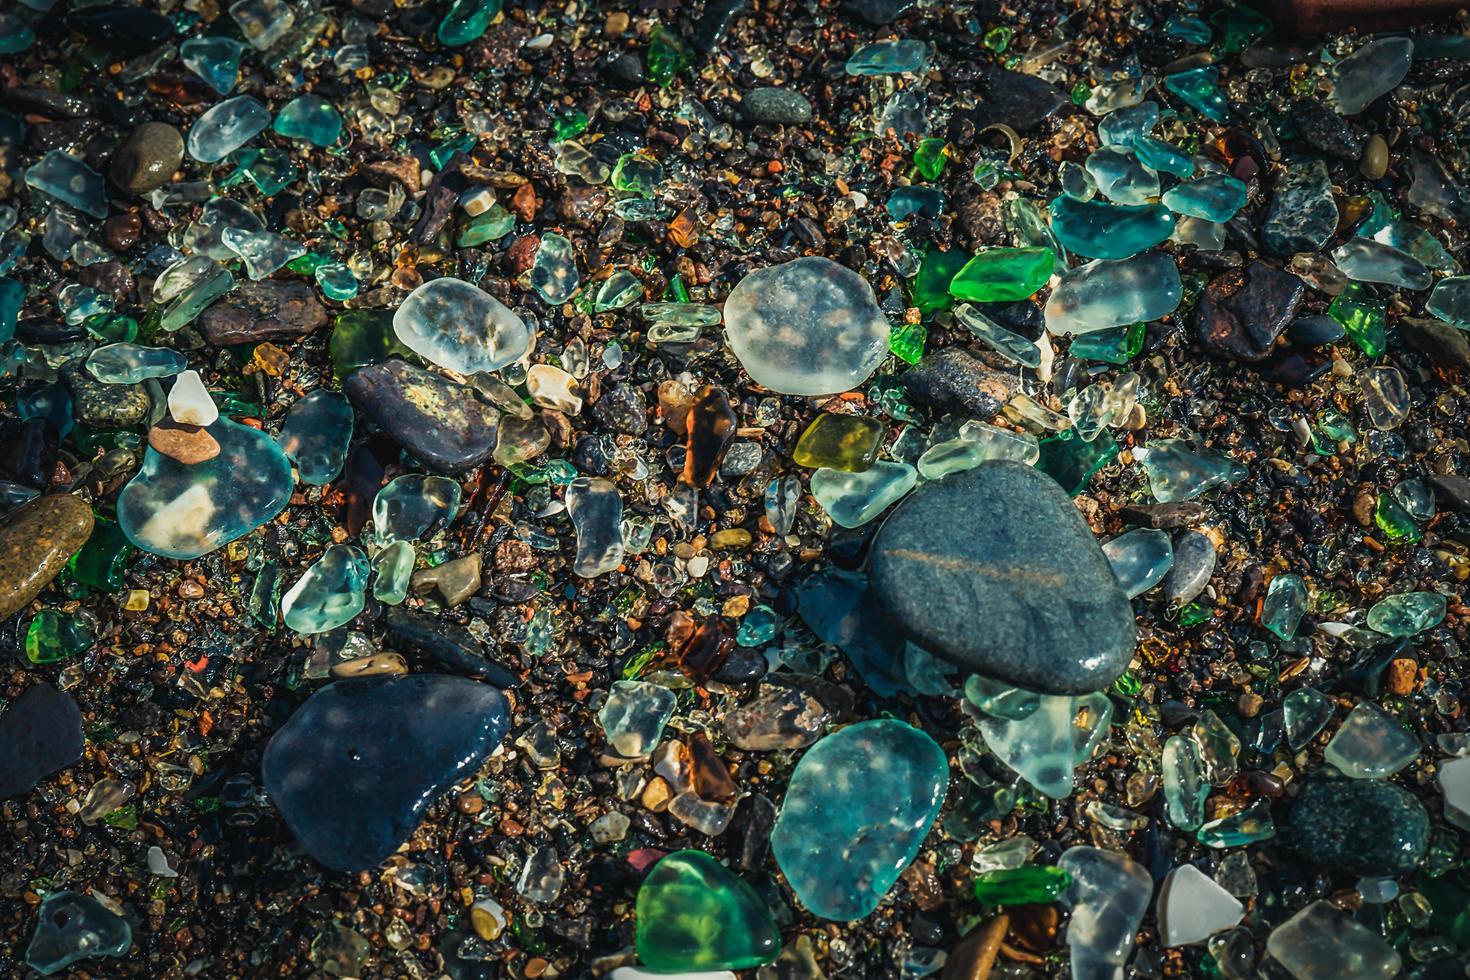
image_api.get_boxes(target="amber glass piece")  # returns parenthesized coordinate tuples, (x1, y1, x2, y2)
(682, 385, 736, 486)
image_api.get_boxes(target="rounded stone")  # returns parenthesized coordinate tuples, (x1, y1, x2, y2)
(0, 494, 95, 621)
(722, 256, 889, 396)
(1284, 776, 1428, 876)
(868, 460, 1136, 694)
(109, 122, 184, 195)
(741, 87, 814, 125)
(392, 277, 532, 375)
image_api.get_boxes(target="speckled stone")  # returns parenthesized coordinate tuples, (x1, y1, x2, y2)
(1284, 776, 1428, 876)
(0, 494, 94, 621)
(741, 87, 814, 125)
(197, 280, 328, 346)
(899, 347, 1015, 420)
(61, 359, 151, 427)
(869, 461, 1135, 694)
(109, 121, 185, 195)
(1193, 261, 1304, 362)
(344, 359, 499, 474)
(0, 683, 84, 799)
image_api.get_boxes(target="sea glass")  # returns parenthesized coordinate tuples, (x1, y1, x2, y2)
(845, 39, 931, 75)
(1045, 254, 1182, 334)
(567, 477, 624, 577)
(1085, 146, 1159, 205)
(371, 474, 461, 546)
(273, 95, 342, 147)
(1367, 592, 1446, 636)
(1048, 195, 1175, 260)
(953, 304, 1041, 368)
(531, 232, 580, 304)
(1138, 439, 1246, 502)
(25, 151, 109, 219)
(221, 226, 306, 280)
(1267, 902, 1401, 980)
(1162, 174, 1248, 222)
(810, 461, 917, 528)
(393, 277, 532, 374)
(947, 248, 1053, 303)
(1324, 702, 1419, 778)
(1102, 528, 1173, 598)
(277, 390, 353, 486)
(635, 851, 780, 972)
(25, 891, 131, 976)
(282, 544, 370, 634)
(978, 691, 1111, 798)
(1331, 36, 1414, 115)
(600, 680, 676, 757)
(1058, 847, 1153, 980)
(792, 414, 885, 471)
(1261, 573, 1308, 640)
(1164, 66, 1228, 122)
(86, 344, 186, 383)
(180, 36, 245, 94)
(1426, 276, 1470, 326)
(1331, 238, 1431, 290)
(186, 96, 271, 163)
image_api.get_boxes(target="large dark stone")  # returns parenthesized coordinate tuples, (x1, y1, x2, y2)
(1402, 315, 1470, 372)
(1284, 776, 1428, 876)
(868, 461, 1136, 694)
(0, 494, 94, 621)
(262, 675, 510, 872)
(1290, 99, 1363, 160)
(900, 347, 1014, 419)
(65, 5, 173, 57)
(0, 684, 85, 799)
(965, 67, 1068, 132)
(61, 359, 150, 428)
(1194, 261, 1304, 362)
(844, 0, 917, 24)
(344, 360, 499, 474)
(197, 280, 329, 346)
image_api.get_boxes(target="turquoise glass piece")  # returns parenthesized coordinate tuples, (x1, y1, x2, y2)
(1085, 146, 1159, 205)
(223, 147, 300, 195)
(1367, 592, 1447, 636)
(438, 0, 503, 46)
(371, 474, 462, 546)
(1162, 174, 1249, 222)
(795, 566, 912, 698)
(1284, 687, 1333, 750)
(118, 418, 294, 559)
(0, 12, 36, 54)
(315, 262, 357, 300)
(810, 461, 917, 528)
(1198, 799, 1275, 847)
(1165, 67, 1229, 122)
(459, 206, 515, 247)
(180, 36, 245, 94)
(19, 383, 73, 439)
(25, 891, 131, 976)
(160, 263, 234, 332)
(845, 39, 931, 75)
(1048, 195, 1175, 260)
(770, 719, 947, 920)
(86, 343, 187, 383)
(0, 277, 24, 342)
(186, 95, 271, 163)
(1164, 14, 1211, 43)
(594, 270, 642, 311)
(1046, 253, 1182, 335)
(25, 151, 109, 219)
(1138, 439, 1246, 502)
(978, 690, 1112, 798)
(371, 540, 415, 605)
(1133, 136, 1195, 178)
(887, 186, 945, 221)
(1036, 429, 1118, 495)
(1261, 573, 1307, 640)
(1331, 238, 1431, 290)
(1103, 528, 1173, 598)
(277, 390, 354, 486)
(1097, 100, 1158, 147)
(282, 544, 370, 634)
(273, 95, 342, 147)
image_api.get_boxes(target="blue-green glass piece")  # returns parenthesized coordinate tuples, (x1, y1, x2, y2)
(1139, 439, 1246, 502)
(1261, 573, 1308, 640)
(1069, 322, 1146, 364)
(371, 540, 416, 605)
(1165, 67, 1229, 123)
(845, 39, 931, 76)
(1036, 429, 1119, 495)
(315, 262, 358, 300)
(1162, 173, 1249, 222)
(1134, 136, 1195, 178)
(273, 95, 342, 147)
(18, 381, 73, 439)
(0, 13, 36, 55)
(25, 150, 109, 219)
(282, 543, 370, 634)
(371, 474, 462, 546)
(277, 389, 354, 486)
(887, 186, 945, 220)
(771, 719, 947, 920)
(1097, 100, 1158, 147)
(0, 277, 22, 342)
(25, 891, 131, 975)
(1049, 195, 1175, 260)
(180, 36, 245, 94)
(1085, 146, 1159, 205)
(222, 148, 300, 195)
(1197, 799, 1275, 848)
(1163, 14, 1210, 43)
(85, 343, 186, 383)
(438, 0, 503, 45)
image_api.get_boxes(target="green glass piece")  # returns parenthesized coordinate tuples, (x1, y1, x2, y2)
(1367, 591, 1447, 636)
(25, 609, 95, 665)
(458, 204, 515, 247)
(84, 313, 139, 344)
(429, 132, 476, 170)
(889, 320, 926, 364)
(1210, 5, 1269, 54)
(329, 309, 414, 382)
(1165, 67, 1229, 123)
(647, 24, 692, 88)
(635, 850, 779, 971)
(1048, 195, 1175, 260)
(611, 153, 664, 198)
(1197, 800, 1274, 848)
(1035, 428, 1118, 496)
(438, 0, 502, 46)
(1284, 687, 1332, 750)
(69, 517, 133, 591)
(793, 414, 886, 471)
(274, 95, 342, 147)
(553, 110, 589, 141)
(1070, 82, 1091, 105)
(1329, 283, 1386, 357)
(913, 246, 968, 315)
(972, 866, 1071, 905)
(983, 26, 1012, 53)
(1261, 573, 1307, 640)
(1374, 492, 1422, 543)
(948, 247, 1054, 303)
(1069, 322, 1145, 364)
(1179, 601, 1211, 627)
(1133, 136, 1195, 178)
(913, 138, 948, 180)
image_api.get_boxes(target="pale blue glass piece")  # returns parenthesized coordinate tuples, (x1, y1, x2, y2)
(954, 303, 1040, 368)
(811, 461, 917, 528)
(180, 36, 245, 94)
(1085, 146, 1159, 205)
(1163, 735, 1208, 830)
(315, 262, 358, 300)
(1044, 253, 1182, 335)
(1331, 238, 1432, 290)
(1324, 702, 1419, 778)
(1060, 161, 1097, 201)
(1367, 591, 1446, 636)
(186, 95, 271, 163)
(1427, 276, 1470, 326)
(221, 226, 306, 280)
(1138, 438, 1246, 502)
(1164, 66, 1229, 122)
(599, 680, 676, 757)
(160, 263, 234, 332)
(277, 389, 354, 485)
(184, 198, 266, 260)
(25, 891, 131, 976)
(904, 643, 957, 696)
(282, 544, 370, 634)
(770, 719, 947, 920)
(1059, 847, 1152, 980)
(1097, 100, 1158, 147)
(1162, 173, 1248, 222)
(118, 418, 294, 559)
(530, 232, 580, 304)
(273, 94, 342, 147)
(1134, 136, 1195, 178)
(86, 343, 186, 383)
(978, 690, 1112, 799)
(1331, 36, 1413, 115)
(845, 39, 931, 76)
(1371, 220, 1459, 274)
(1048, 195, 1174, 260)
(964, 674, 1040, 721)
(1103, 528, 1173, 598)
(371, 540, 415, 605)
(25, 150, 109, 219)
(594, 270, 642, 311)
(1261, 573, 1307, 641)
(1284, 687, 1333, 750)
(888, 185, 945, 221)
(393, 276, 532, 374)
(567, 476, 624, 577)
(371, 474, 461, 546)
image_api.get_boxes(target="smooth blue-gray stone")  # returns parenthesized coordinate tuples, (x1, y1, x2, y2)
(262, 675, 510, 872)
(868, 460, 1136, 695)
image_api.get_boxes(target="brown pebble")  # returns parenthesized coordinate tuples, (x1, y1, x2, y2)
(1388, 657, 1418, 695)
(943, 914, 1008, 980)
(102, 213, 143, 251)
(1353, 488, 1377, 527)
(509, 182, 538, 221)
(1006, 903, 1059, 952)
(148, 420, 221, 464)
(330, 653, 409, 679)
(1359, 134, 1389, 180)
(508, 234, 540, 274)
(0, 494, 95, 621)
(457, 791, 484, 815)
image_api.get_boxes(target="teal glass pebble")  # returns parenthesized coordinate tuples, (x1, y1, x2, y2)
(282, 543, 370, 634)
(25, 150, 109, 219)
(1134, 136, 1195, 178)
(736, 605, 779, 646)
(273, 95, 342, 147)
(1085, 146, 1159, 205)
(1164, 14, 1211, 43)
(372, 540, 416, 605)
(1049, 195, 1175, 260)
(770, 719, 947, 920)
(438, 0, 503, 46)
(1367, 592, 1447, 637)
(315, 262, 358, 300)
(223, 148, 300, 195)
(459, 205, 515, 247)
(180, 36, 245, 94)
(845, 39, 931, 76)
(1165, 67, 1229, 123)
(888, 186, 945, 221)
(1097, 100, 1158, 147)
(1197, 799, 1274, 848)
(1162, 173, 1249, 222)
(0, 13, 36, 55)
(0, 277, 22, 342)
(276, 389, 354, 486)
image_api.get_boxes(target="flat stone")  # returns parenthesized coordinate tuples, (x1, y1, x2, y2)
(966, 66, 1068, 132)
(109, 121, 184, 195)
(61, 359, 151, 427)
(1193, 261, 1304, 362)
(1290, 100, 1362, 161)
(344, 360, 499, 474)
(1284, 776, 1429, 876)
(148, 419, 220, 464)
(741, 87, 813, 125)
(0, 494, 94, 621)
(1401, 315, 1470, 372)
(1428, 473, 1470, 513)
(197, 279, 328, 345)
(1117, 500, 1210, 529)
(900, 347, 1014, 419)
(0, 683, 85, 799)
(262, 674, 510, 872)
(869, 461, 1136, 694)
